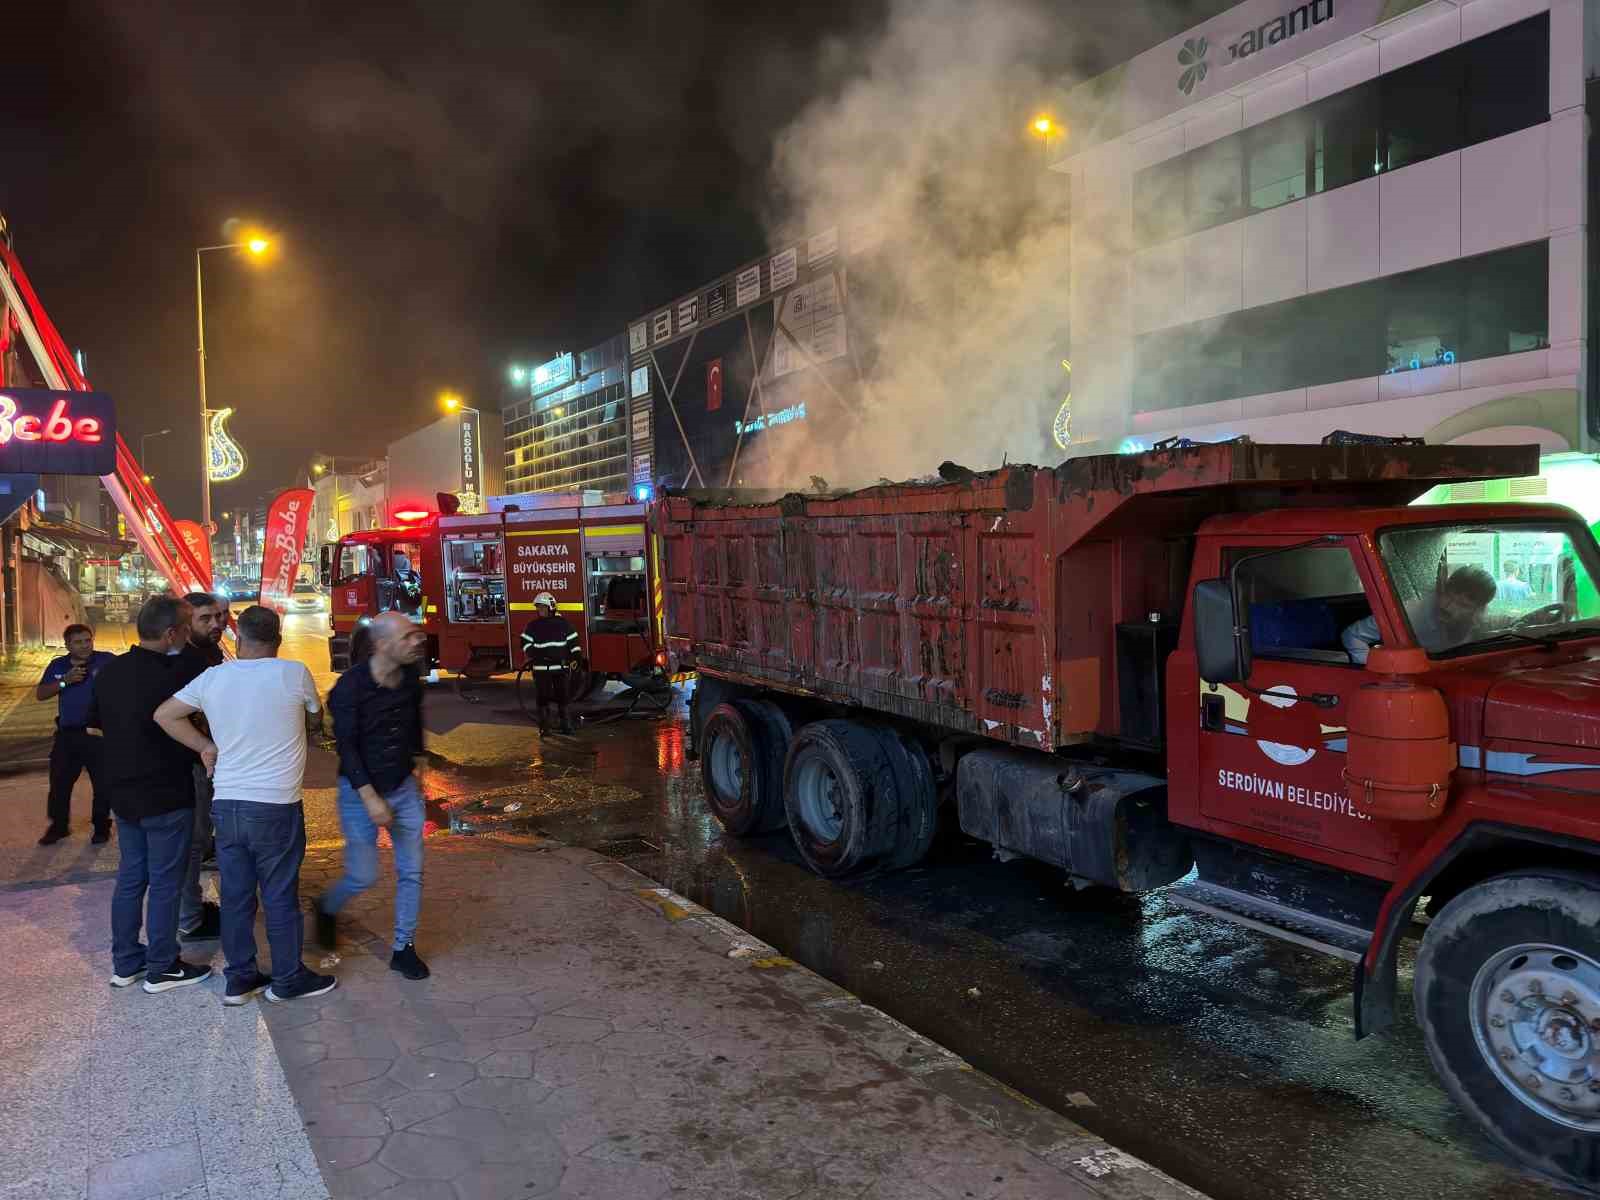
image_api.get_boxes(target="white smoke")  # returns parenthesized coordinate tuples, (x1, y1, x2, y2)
(756, 0, 1080, 489)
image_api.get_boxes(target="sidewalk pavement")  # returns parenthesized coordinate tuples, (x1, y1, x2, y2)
(4, 809, 1205, 1200)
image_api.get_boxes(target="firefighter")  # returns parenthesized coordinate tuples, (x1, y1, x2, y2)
(520, 592, 579, 734)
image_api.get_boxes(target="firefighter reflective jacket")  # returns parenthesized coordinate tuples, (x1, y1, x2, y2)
(521, 614, 579, 672)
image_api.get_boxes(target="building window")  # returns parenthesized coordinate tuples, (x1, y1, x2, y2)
(1380, 50, 1464, 172)
(1131, 13, 1548, 247)
(1463, 241, 1549, 361)
(1188, 136, 1244, 229)
(1133, 241, 1548, 413)
(1248, 110, 1310, 212)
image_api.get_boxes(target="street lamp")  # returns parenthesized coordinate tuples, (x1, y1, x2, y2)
(140, 428, 172, 477)
(195, 231, 272, 534)
(439, 390, 463, 412)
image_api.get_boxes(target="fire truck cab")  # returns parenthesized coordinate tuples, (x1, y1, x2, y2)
(321, 493, 662, 696)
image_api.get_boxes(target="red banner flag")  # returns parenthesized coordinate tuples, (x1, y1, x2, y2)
(258, 488, 314, 612)
(706, 358, 723, 412)
(173, 521, 213, 588)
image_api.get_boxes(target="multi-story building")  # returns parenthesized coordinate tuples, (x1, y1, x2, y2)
(625, 226, 868, 492)
(1062, 0, 1595, 482)
(501, 336, 631, 495)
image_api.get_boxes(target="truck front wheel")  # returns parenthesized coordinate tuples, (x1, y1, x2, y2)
(1415, 871, 1600, 1187)
(700, 701, 786, 836)
(783, 720, 898, 878)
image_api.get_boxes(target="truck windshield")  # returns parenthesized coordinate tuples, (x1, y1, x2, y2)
(1377, 520, 1600, 657)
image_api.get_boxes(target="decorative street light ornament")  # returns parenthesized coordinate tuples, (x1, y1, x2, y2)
(1051, 359, 1073, 452)
(208, 406, 246, 483)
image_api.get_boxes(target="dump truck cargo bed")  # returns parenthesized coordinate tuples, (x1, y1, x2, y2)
(654, 441, 1538, 751)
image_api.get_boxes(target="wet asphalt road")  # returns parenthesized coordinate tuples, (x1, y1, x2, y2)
(274, 614, 1572, 1200)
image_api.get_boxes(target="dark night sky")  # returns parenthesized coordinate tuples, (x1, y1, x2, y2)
(3, 0, 1227, 521)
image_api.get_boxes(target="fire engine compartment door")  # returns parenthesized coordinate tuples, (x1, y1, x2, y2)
(502, 510, 585, 655)
(441, 533, 506, 625)
(1196, 536, 1403, 868)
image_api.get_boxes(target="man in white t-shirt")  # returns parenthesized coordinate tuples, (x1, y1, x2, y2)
(155, 606, 336, 1006)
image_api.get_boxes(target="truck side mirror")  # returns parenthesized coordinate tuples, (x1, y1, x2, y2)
(318, 545, 333, 590)
(1194, 578, 1251, 683)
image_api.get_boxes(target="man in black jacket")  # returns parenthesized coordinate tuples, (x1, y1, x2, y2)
(520, 592, 580, 734)
(177, 591, 227, 942)
(92, 596, 213, 994)
(317, 611, 432, 980)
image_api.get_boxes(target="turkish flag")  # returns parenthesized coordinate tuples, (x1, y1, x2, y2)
(706, 358, 723, 412)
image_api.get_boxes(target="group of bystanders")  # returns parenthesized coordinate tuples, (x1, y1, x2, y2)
(34, 597, 435, 1003)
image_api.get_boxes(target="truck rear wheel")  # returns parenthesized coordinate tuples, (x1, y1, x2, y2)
(1415, 871, 1600, 1188)
(783, 720, 899, 879)
(873, 727, 938, 870)
(700, 701, 785, 837)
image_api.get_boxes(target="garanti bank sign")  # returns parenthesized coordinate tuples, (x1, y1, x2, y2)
(1106, 0, 1406, 131)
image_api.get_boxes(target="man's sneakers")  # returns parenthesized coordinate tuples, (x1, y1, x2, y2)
(390, 943, 430, 980)
(37, 825, 69, 847)
(314, 899, 338, 951)
(91, 825, 112, 846)
(223, 970, 272, 1007)
(108, 966, 147, 988)
(179, 902, 222, 942)
(264, 971, 338, 1003)
(142, 961, 213, 993)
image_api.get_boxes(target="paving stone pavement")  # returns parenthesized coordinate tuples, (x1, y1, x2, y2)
(2, 807, 1203, 1200)
(0, 876, 327, 1200)
(270, 834, 1206, 1200)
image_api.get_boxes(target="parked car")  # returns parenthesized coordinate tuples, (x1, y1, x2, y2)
(221, 577, 260, 603)
(287, 580, 327, 614)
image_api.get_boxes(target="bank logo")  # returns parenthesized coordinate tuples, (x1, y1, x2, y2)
(1177, 37, 1209, 95)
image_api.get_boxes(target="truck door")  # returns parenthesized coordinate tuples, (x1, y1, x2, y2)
(1194, 537, 1406, 872)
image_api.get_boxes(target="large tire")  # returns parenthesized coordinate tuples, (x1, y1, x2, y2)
(874, 727, 938, 871)
(1415, 871, 1600, 1188)
(700, 701, 785, 837)
(783, 720, 900, 879)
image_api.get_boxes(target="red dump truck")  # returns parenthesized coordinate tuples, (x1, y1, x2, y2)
(655, 440, 1600, 1187)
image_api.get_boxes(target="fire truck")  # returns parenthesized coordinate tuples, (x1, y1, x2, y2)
(657, 440, 1600, 1187)
(321, 492, 665, 697)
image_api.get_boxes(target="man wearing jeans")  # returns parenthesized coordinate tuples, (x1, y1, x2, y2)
(90, 596, 212, 994)
(35, 623, 115, 846)
(177, 592, 226, 943)
(156, 605, 334, 1005)
(318, 611, 431, 981)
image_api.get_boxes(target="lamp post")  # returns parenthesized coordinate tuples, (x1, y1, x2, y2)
(140, 428, 171, 477)
(195, 235, 270, 534)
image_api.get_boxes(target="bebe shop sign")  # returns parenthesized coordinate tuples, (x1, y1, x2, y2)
(0, 389, 117, 476)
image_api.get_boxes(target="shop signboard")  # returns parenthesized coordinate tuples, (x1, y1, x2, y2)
(0, 389, 116, 475)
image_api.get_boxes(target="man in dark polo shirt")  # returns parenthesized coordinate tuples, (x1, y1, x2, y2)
(35, 623, 116, 846)
(90, 596, 213, 993)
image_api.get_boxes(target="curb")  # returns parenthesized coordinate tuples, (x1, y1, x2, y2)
(479, 831, 1209, 1200)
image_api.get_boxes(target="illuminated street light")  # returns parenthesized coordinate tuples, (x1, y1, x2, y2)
(440, 391, 463, 412)
(509, 365, 526, 384)
(196, 228, 278, 531)
(1031, 114, 1054, 137)
(312, 462, 326, 475)
(141, 473, 154, 484)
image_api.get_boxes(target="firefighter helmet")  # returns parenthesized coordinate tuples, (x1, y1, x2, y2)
(534, 592, 557, 610)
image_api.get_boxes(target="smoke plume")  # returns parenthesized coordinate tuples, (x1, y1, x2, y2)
(758, 0, 1080, 489)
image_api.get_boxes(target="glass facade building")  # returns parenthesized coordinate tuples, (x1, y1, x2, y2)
(501, 334, 631, 495)
(1061, 0, 1594, 458)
